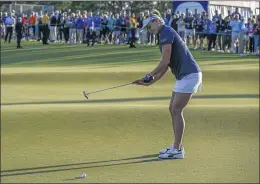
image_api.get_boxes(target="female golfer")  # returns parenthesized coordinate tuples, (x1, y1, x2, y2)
(133, 15, 202, 159)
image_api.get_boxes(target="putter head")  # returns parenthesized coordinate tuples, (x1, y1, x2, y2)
(83, 91, 89, 99)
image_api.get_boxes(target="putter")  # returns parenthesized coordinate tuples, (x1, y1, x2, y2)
(83, 82, 133, 99)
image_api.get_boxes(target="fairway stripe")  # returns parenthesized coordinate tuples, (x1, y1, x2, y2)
(1, 104, 258, 108)
(3, 49, 159, 66)
(1, 45, 153, 59)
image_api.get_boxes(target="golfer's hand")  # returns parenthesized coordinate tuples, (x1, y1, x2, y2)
(133, 79, 152, 86)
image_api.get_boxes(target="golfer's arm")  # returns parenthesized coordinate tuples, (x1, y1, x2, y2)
(151, 66, 168, 84)
(150, 44, 171, 76)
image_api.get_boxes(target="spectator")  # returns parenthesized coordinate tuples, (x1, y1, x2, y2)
(37, 16, 43, 41)
(107, 13, 115, 44)
(42, 11, 50, 45)
(114, 13, 121, 44)
(93, 11, 101, 41)
(129, 12, 137, 48)
(238, 17, 247, 56)
(212, 10, 220, 21)
(28, 12, 36, 40)
(245, 18, 255, 54)
(194, 15, 204, 49)
(208, 18, 217, 51)
(184, 11, 195, 48)
(63, 15, 70, 43)
(100, 14, 109, 43)
(231, 8, 241, 20)
(222, 15, 232, 53)
(253, 19, 260, 56)
(76, 14, 84, 44)
(216, 14, 226, 52)
(69, 13, 77, 44)
(137, 12, 145, 44)
(162, 12, 169, 26)
(86, 11, 93, 32)
(169, 14, 178, 31)
(165, 9, 171, 23)
(176, 13, 186, 41)
(49, 12, 57, 42)
(2, 12, 8, 38)
(86, 26, 96, 46)
(58, 15, 64, 43)
(15, 17, 23, 49)
(230, 14, 241, 53)
(4, 12, 15, 43)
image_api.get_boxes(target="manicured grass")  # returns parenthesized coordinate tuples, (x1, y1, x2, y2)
(1, 41, 259, 183)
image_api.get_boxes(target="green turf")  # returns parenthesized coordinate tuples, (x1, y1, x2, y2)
(1, 41, 259, 183)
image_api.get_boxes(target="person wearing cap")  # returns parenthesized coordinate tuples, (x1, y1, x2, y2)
(133, 14, 202, 159)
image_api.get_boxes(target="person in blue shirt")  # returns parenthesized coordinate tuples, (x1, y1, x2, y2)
(133, 14, 202, 159)
(76, 14, 84, 43)
(93, 12, 101, 41)
(86, 12, 94, 32)
(229, 14, 241, 53)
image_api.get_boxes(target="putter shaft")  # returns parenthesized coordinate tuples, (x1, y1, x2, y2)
(83, 82, 133, 99)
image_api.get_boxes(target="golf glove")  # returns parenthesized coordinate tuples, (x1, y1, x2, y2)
(143, 74, 153, 83)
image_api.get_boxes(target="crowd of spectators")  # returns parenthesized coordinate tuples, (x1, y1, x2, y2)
(0, 8, 259, 56)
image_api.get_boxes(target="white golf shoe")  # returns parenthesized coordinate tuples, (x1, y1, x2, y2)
(159, 147, 185, 159)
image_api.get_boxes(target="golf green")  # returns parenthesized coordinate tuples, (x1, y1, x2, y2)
(1, 42, 259, 183)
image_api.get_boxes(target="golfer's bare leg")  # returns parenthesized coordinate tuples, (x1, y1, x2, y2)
(169, 92, 176, 138)
(170, 92, 192, 150)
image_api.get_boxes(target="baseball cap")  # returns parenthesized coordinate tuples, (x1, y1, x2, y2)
(141, 14, 165, 32)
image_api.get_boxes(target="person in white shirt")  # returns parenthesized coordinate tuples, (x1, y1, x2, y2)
(176, 13, 186, 41)
(4, 12, 15, 43)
